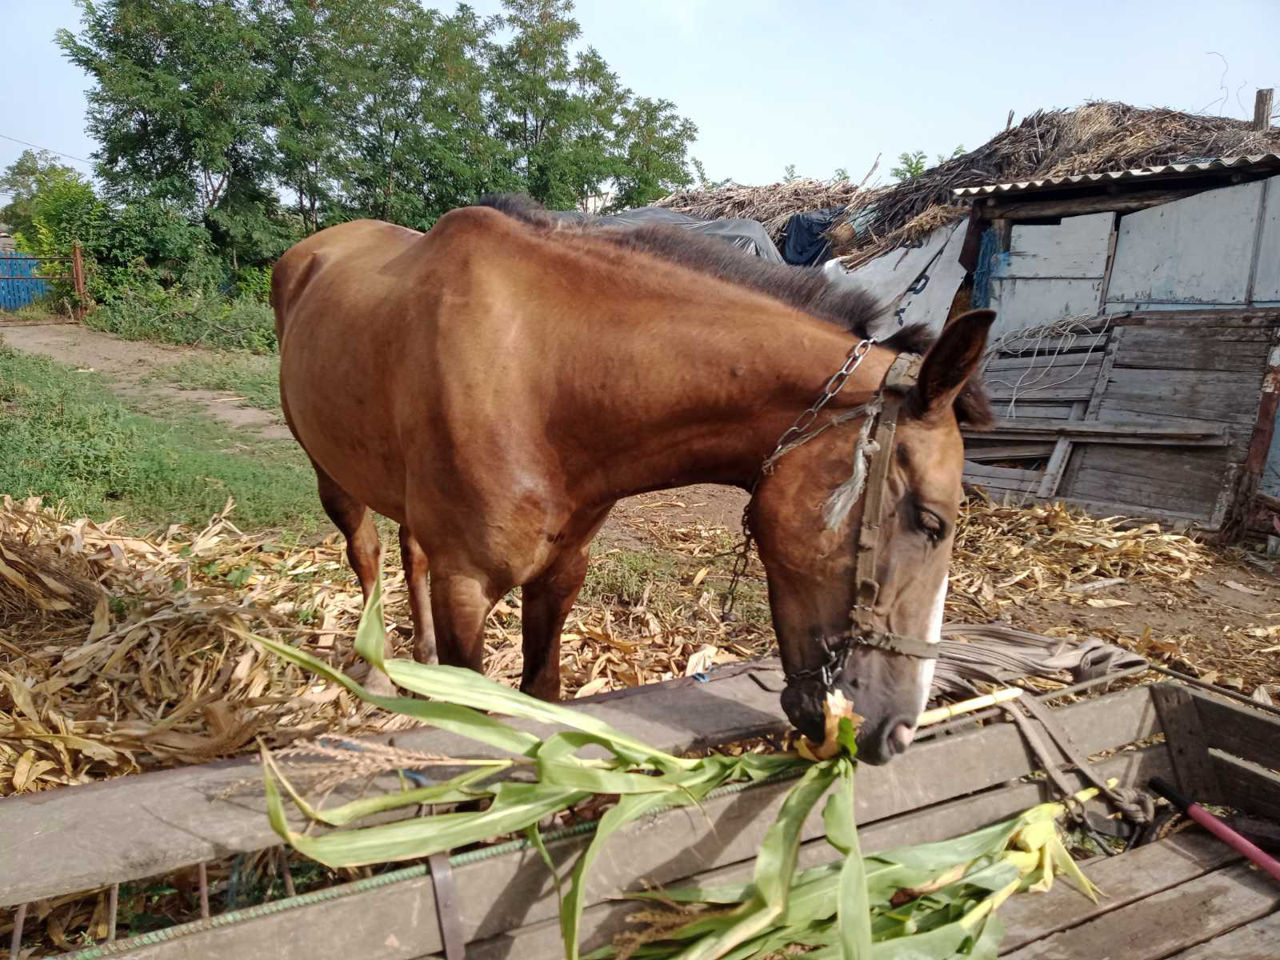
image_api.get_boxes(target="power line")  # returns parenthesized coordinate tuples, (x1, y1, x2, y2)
(0, 133, 95, 167)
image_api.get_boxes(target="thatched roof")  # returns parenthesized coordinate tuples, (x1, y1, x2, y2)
(657, 101, 1280, 262)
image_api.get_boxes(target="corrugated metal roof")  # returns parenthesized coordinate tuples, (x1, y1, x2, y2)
(952, 154, 1280, 198)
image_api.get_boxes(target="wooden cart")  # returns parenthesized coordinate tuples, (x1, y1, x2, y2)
(3, 665, 1279, 958)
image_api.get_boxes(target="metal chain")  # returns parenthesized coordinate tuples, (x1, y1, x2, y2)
(721, 337, 876, 617)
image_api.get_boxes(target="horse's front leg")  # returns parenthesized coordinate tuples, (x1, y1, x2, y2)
(520, 505, 613, 701)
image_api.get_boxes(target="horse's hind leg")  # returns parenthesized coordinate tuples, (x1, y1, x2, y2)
(313, 465, 395, 681)
(399, 526, 437, 664)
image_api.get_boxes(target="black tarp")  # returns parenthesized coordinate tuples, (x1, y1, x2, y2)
(781, 206, 846, 266)
(552, 206, 784, 263)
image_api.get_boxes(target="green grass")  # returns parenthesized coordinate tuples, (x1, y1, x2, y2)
(151, 352, 281, 410)
(0, 344, 322, 531)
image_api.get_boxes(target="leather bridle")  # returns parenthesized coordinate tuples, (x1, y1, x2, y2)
(745, 341, 940, 689)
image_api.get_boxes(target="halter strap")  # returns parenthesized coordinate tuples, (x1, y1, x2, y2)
(780, 349, 937, 688)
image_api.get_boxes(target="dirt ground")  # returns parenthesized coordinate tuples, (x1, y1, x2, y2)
(0, 317, 291, 440)
(4, 314, 1280, 694)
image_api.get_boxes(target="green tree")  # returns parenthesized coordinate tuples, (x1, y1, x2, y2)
(891, 150, 927, 181)
(488, 0, 695, 211)
(15, 168, 103, 258)
(58, 1, 275, 215)
(783, 163, 798, 183)
(609, 96, 696, 210)
(0, 150, 77, 238)
(339, 1, 504, 228)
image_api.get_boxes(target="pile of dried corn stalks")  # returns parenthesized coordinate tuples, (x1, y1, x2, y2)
(0, 491, 1220, 795)
(659, 101, 1280, 263)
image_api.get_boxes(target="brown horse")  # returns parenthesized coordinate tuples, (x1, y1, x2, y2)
(271, 195, 992, 764)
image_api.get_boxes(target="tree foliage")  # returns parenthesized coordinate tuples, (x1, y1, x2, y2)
(0, 150, 78, 238)
(54, 0, 696, 248)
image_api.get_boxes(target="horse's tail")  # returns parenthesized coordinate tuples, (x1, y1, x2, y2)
(270, 247, 325, 351)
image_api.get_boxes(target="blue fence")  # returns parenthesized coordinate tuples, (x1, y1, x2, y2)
(0, 252, 51, 311)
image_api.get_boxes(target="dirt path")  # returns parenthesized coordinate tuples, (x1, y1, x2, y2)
(0, 318, 292, 440)
(0, 316, 750, 540)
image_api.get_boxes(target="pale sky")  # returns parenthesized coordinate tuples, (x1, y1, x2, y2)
(2, 0, 1278, 197)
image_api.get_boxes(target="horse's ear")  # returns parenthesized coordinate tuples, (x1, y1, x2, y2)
(913, 309, 995, 418)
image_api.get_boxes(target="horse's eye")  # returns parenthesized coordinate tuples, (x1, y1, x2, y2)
(916, 506, 945, 543)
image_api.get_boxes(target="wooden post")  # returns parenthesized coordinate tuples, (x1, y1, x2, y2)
(71, 241, 87, 320)
(1255, 88, 1274, 131)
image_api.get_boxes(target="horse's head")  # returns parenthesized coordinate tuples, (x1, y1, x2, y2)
(752, 310, 993, 765)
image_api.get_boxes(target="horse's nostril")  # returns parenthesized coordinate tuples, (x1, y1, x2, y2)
(890, 722, 915, 753)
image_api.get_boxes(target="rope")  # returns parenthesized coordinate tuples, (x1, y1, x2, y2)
(981, 313, 1111, 419)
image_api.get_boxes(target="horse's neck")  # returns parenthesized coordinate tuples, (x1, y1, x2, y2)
(575, 308, 894, 500)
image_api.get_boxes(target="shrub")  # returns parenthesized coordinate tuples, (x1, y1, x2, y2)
(87, 282, 277, 353)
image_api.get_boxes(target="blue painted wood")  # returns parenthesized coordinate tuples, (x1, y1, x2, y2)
(0, 252, 49, 311)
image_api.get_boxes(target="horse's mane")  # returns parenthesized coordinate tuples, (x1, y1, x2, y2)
(475, 193, 990, 426)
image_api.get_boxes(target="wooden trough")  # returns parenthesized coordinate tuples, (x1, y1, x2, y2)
(3, 664, 1280, 959)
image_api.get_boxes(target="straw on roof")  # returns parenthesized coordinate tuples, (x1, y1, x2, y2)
(657, 101, 1280, 261)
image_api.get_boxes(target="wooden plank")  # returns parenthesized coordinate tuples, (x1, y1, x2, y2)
(0, 662, 794, 907)
(1002, 863, 1280, 960)
(984, 403, 1078, 420)
(1107, 181, 1266, 306)
(1212, 751, 1280, 822)
(990, 332, 1112, 355)
(988, 278, 1104, 341)
(965, 416, 1229, 445)
(1001, 213, 1112, 279)
(1072, 445, 1234, 487)
(1151, 684, 1224, 804)
(104, 747, 1172, 960)
(964, 462, 1040, 492)
(466, 747, 1176, 960)
(1166, 909, 1280, 958)
(981, 188, 1204, 223)
(964, 442, 1058, 461)
(1115, 328, 1270, 373)
(1066, 464, 1221, 523)
(1109, 308, 1280, 328)
(985, 352, 1105, 374)
(48, 689, 1165, 960)
(1037, 397, 1089, 499)
(1191, 686, 1280, 771)
(1255, 88, 1275, 131)
(1084, 327, 1120, 419)
(963, 463, 1042, 482)
(1057, 497, 1208, 530)
(1099, 368, 1265, 426)
(985, 381, 1097, 403)
(998, 832, 1239, 954)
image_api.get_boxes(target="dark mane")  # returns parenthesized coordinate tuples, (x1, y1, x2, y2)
(475, 193, 990, 426)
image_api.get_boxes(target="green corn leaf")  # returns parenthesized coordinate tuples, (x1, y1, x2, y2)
(387, 658, 690, 769)
(527, 822, 565, 907)
(561, 791, 673, 960)
(536, 732, 685, 795)
(269, 778, 588, 867)
(829, 758, 872, 960)
(248, 630, 541, 757)
(755, 760, 840, 910)
(265, 755, 503, 827)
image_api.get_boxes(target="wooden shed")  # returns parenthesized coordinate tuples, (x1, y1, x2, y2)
(949, 155, 1280, 536)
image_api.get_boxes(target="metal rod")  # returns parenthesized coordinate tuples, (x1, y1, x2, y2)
(9, 903, 27, 960)
(197, 862, 210, 919)
(107, 883, 119, 941)
(1150, 777, 1280, 883)
(279, 848, 296, 899)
